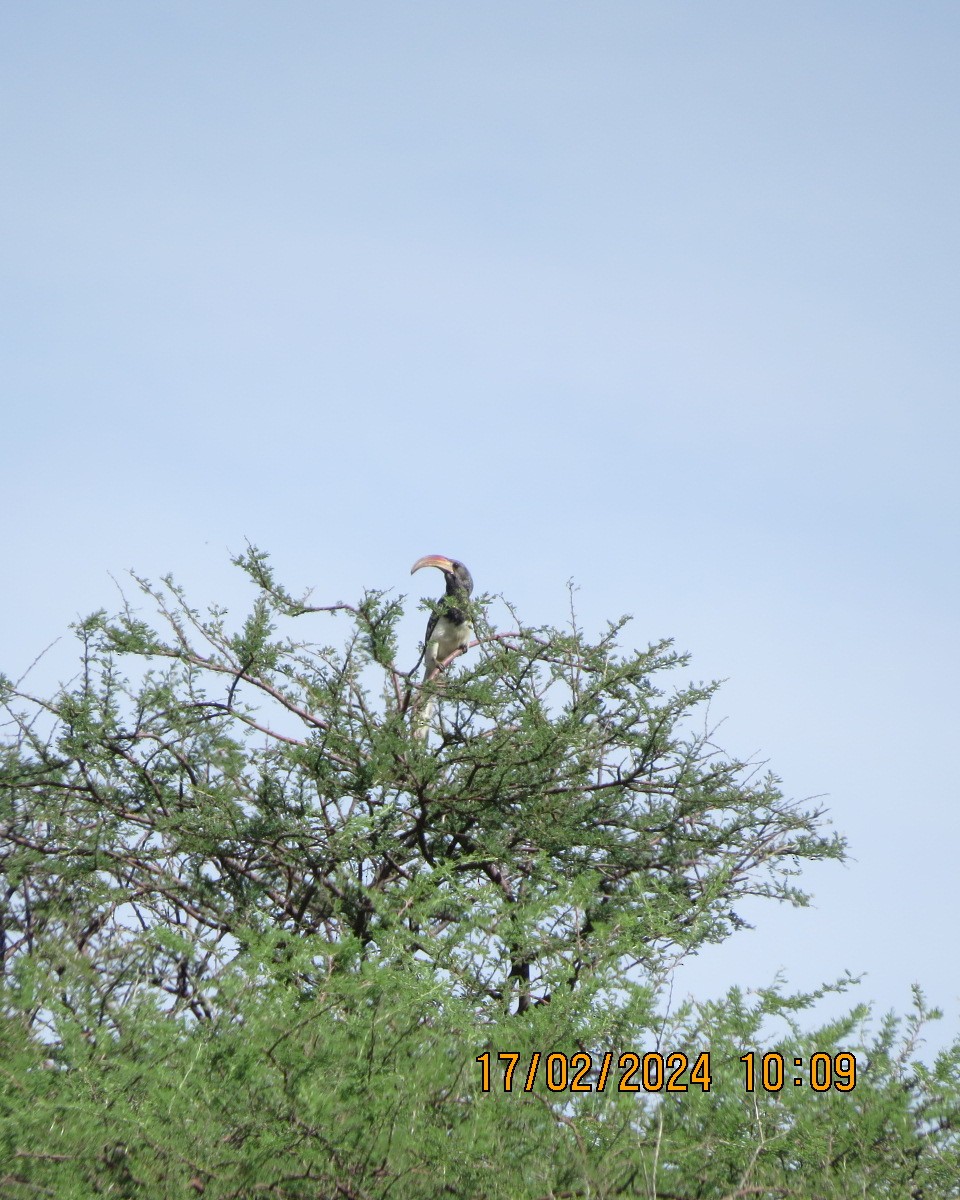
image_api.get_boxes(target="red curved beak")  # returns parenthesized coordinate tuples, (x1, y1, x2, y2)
(410, 555, 455, 575)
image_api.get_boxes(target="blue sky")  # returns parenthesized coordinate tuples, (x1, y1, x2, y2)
(3, 3, 959, 1048)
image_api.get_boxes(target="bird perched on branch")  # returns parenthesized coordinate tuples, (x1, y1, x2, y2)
(410, 554, 474, 736)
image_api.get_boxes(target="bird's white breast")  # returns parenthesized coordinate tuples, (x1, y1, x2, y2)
(427, 614, 473, 670)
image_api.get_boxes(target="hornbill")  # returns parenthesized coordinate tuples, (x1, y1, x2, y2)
(410, 554, 474, 735)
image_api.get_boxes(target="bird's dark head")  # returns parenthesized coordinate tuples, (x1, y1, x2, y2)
(410, 554, 474, 598)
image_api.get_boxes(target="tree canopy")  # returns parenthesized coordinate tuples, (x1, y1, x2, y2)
(1, 549, 957, 1198)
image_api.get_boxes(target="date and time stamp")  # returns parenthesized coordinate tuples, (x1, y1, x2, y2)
(476, 1050, 857, 1094)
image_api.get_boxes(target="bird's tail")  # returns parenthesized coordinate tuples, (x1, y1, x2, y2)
(413, 691, 436, 741)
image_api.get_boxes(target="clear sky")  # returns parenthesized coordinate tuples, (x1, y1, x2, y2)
(3, 3, 958, 1049)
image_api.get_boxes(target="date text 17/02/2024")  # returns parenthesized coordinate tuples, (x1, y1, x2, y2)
(476, 1051, 857, 1094)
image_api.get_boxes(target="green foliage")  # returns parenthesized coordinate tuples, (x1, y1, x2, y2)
(1, 550, 956, 1197)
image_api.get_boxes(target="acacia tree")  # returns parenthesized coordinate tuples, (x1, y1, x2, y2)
(1, 549, 957, 1198)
